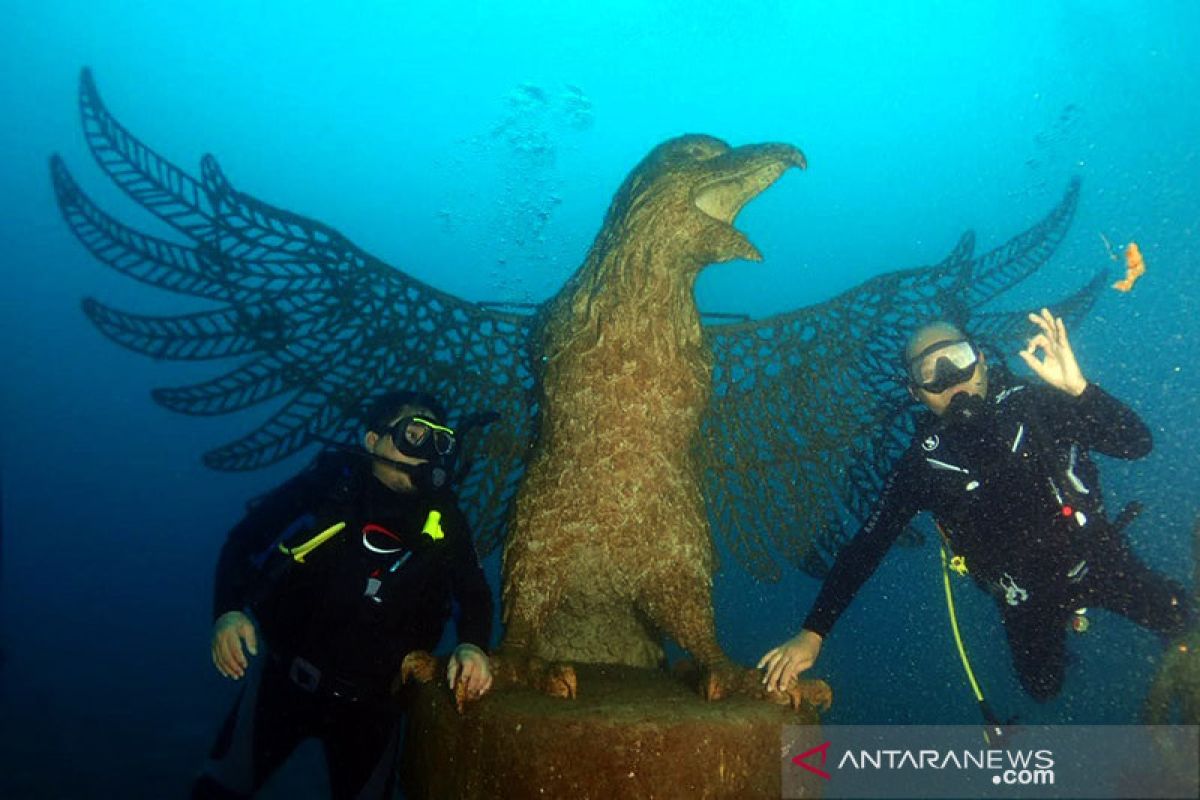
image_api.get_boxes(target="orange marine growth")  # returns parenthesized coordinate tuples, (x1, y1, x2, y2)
(1112, 242, 1145, 292)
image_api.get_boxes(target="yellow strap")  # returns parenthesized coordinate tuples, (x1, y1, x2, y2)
(279, 521, 347, 563)
(941, 546, 985, 702)
(422, 510, 445, 540)
(413, 417, 454, 436)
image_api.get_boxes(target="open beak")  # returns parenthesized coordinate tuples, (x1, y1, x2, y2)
(693, 143, 806, 229)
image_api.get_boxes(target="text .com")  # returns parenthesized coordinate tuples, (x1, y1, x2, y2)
(994, 768, 1055, 786)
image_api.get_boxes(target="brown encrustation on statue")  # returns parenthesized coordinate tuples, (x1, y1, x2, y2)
(494, 134, 825, 707)
(1144, 515, 1200, 725)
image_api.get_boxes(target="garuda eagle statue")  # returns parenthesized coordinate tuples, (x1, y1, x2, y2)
(53, 69, 1101, 702)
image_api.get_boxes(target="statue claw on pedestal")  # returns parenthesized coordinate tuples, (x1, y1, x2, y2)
(1143, 516, 1200, 734)
(767, 679, 834, 713)
(397, 650, 438, 688)
(489, 649, 578, 699)
(680, 659, 833, 712)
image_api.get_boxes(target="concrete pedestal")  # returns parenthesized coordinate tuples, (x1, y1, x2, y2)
(402, 664, 825, 799)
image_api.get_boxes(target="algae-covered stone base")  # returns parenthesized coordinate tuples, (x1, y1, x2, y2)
(403, 663, 824, 799)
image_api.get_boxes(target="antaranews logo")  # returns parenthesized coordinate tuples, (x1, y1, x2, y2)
(785, 725, 1199, 800)
(791, 740, 1055, 785)
(791, 741, 832, 780)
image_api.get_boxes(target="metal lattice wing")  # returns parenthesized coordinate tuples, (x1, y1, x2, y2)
(52, 69, 534, 555)
(699, 179, 1102, 580)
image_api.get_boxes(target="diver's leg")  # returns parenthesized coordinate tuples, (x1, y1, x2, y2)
(1086, 537, 1193, 637)
(321, 702, 402, 800)
(192, 656, 313, 798)
(1001, 599, 1068, 703)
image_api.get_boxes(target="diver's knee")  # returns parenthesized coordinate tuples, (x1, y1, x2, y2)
(1160, 593, 1196, 638)
(1026, 681, 1062, 703)
(1018, 666, 1064, 703)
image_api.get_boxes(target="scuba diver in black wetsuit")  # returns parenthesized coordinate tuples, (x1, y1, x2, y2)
(759, 309, 1194, 704)
(193, 391, 494, 799)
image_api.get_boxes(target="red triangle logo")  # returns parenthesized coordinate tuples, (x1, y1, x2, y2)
(791, 740, 832, 780)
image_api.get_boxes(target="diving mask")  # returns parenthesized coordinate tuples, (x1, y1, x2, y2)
(907, 339, 980, 394)
(384, 415, 456, 461)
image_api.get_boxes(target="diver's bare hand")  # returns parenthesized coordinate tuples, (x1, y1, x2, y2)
(447, 643, 494, 706)
(212, 611, 259, 680)
(1020, 308, 1088, 397)
(757, 630, 823, 694)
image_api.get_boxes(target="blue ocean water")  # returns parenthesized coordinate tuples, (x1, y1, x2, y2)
(1, 2, 1197, 796)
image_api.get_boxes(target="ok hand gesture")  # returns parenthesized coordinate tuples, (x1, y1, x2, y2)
(1018, 308, 1088, 397)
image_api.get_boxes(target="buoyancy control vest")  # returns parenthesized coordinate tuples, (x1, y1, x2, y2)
(248, 452, 460, 684)
(918, 384, 1110, 600)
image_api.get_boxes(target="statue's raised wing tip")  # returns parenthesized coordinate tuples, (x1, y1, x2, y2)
(79, 67, 100, 107)
(49, 154, 79, 204)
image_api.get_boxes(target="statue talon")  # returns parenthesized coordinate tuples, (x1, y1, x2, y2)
(698, 661, 832, 713)
(767, 679, 833, 713)
(395, 650, 438, 693)
(489, 648, 578, 699)
(453, 678, 473, 714)
(1145, 629, 1200, 723)
(700, 661, 745, 702)
(541, 662, 578, 699)
(1143, 516, 1200, 727)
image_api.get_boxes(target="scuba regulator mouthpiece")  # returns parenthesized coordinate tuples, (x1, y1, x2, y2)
(945, 391, 987, 425)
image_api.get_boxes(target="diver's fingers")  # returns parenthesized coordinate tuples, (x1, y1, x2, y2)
(1043, 309, 1068, 346)
(213, 634, 232, 674)
(756, 647, 780, 671)
(1029, 308, 1057, 335)
(1054, 315, 1072, 348)
(1018, 349, 1047, 378)
(446, 655, 462, 689)
(1027, 311, 1053, 336)
(1024, 333, 1053, 360)
(241, 622, 259, 657)
(215, 635, 242, 679)
(765, 660, 783, 693)
(758, 654, 780, 685)
(765, 653, 797, 693)
(212, 648, 229, 679)
(229, 632, 248, 672)
(459, 659, 479, 693)
(224, 637, 247, 677)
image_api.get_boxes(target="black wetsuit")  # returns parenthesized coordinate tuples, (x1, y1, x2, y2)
(193, 451, 493, 799)
(804, 382, 1191, 701)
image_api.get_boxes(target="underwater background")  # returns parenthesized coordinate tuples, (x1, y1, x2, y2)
(1, 1, 1197, 796)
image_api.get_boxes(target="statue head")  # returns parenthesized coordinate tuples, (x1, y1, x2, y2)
(594, 134, 806, 276)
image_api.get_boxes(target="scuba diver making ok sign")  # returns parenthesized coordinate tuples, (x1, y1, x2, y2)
(760, 309, 1193, 705)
